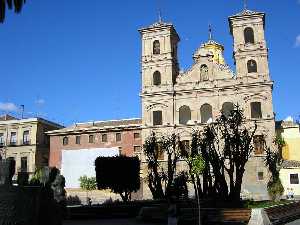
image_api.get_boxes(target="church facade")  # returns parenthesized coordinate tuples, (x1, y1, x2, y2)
(138, 9, 275, 199)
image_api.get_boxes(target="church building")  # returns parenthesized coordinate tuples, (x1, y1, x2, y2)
(138, 8, 275, 199)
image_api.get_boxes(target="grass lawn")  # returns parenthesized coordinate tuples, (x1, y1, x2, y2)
(244, 200, 292, 209)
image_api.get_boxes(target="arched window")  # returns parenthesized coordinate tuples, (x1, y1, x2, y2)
(244, 27, 255, 44)
(63, 137, 68, 146)
(247, 60, 257, 73)
(200, 64, 209, 81)
(200, 104, 213, 123)
(153, 40, 160, 55)
(251, 102, 262, 119)
(222, 102, 234, 118)
(153, 71, 161, 85)
(179, 105, 191, 125)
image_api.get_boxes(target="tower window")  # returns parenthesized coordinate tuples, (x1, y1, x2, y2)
(222, 102, 234, 118)
(244, 27, 255, 44)
(153, 111, 162, 126)
(153, 71, 161, 85)
(201, 104, 213, 123)
(153, 40, 160, 55)
(63, 137, 68, 146)
(200, 64, 209, 81)
(179, 105, 191, 125)
(247, 60, 257, 73)
(251, 102, 262, 119)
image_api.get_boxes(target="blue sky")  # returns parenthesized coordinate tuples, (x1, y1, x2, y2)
(0, 0, 299, 126)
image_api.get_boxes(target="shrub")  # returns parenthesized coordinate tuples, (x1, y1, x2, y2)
(66, 195, 82, 206)
(79, 175, 97, 191)
(267, 178, 284, 201)
(95, 156, 140, 202)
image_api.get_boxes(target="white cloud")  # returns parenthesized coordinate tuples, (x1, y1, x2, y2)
(35, 98, 45, 105)
(0, 102, 18, 112)
(295, 35, 300, 47)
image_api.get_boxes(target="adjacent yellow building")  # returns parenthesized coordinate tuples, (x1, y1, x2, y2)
(0, 114, 63, 178)
(276, 118, 300, 197)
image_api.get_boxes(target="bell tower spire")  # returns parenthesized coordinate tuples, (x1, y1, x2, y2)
(156, 0, 163, 23)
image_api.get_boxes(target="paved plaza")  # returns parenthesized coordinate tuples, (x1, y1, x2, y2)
(63, 219, 163, 225)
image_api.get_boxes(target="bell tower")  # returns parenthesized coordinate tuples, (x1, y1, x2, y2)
(139, 22, 180, 89)
(229, 9, 270, 80)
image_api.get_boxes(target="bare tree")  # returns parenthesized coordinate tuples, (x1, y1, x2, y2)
(0, 0, 26, 23)
(143, 132, 181, 200)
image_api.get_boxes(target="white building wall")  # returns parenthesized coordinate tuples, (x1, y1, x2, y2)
(61, 148, 119, 188)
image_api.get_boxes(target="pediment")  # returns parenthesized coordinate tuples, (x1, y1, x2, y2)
(176, 60, 234, 84)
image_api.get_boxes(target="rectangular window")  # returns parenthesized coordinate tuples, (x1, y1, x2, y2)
(102, 134, 108, 142)
(290, 174, 299, 184)
(76, 136, 81, 145)
(63, 137, 68, 146)
(254, 135, 265, 155)
(251, 102, 262, 119)
(182, 140, 190, 151)
(21, 157, 28, 172)
(118, 147, 122, 154)
(23, 130, 30, 145)
(156, 144, 164, 160)
(134, 132, 140, 139)
(10, 132, 17, 145)
(258, 172, 264, 181)
(89, 135, 94, 143)
(116, 133, 122, 142)
(134, 146, 141, 152)
(153, 111, 162, 126)
(0, 133, 4, 146)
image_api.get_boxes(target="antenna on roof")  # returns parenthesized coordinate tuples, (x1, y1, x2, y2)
(20, 105, 24, 119)
(243, 0, 248, 10)
(208, 24, 213, 40)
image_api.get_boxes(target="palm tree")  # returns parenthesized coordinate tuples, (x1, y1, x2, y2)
(0, 0, 26, 23)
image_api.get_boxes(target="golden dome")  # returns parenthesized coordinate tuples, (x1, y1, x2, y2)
(202, 39, 225, 65)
